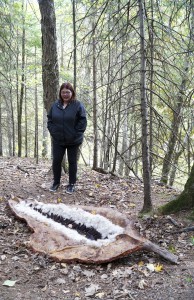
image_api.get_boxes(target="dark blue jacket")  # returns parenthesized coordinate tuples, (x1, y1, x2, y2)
(47, 99, 87, 146)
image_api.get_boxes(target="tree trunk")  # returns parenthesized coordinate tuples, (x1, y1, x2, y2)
(159, 163, 194, 214)
(9, 77, 15, 156)
(100, 32, 111, 171)
(169, 150, 182, 187)
(34, 46, 39, 163)
(92, 20, 98, 170)
(0, 101, 2, 156)
(119, 104, 128, 176)
(160, 61, 188, 184)
(59, 23, 64, 69)
(38, 0, 59, 112)
(42, 108, 48, 158)
(148, 0, 154, 174)
(139, 0, 152, 212)
(18, 1, 26, 157)
(112, 48, 123, 173)
(160, 1, 194, 185)
(24, 75, 27, 157)
(72, 0, 77, 91)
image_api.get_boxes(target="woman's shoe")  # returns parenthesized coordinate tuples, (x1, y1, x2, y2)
(66, 184, 75, 194)
(49, 183, 60, 192)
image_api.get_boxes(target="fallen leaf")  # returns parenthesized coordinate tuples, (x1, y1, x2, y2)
(138, 279, 147, 289)
(41, 285, 47, 291)
(3, 280, 17, 287)
(146, 263, 155, 272)
(154, 263, 163, 272)
(96, 292, 105, 298)
(1, 255, 7, 261)
(112, 270, 119, 276)
(140, 269, 150, 277)
(12, 256, 20, 261)
(55, 278, 66, 285)
(50, 265, 57, 270)
(82, 270, 95, 277)
(101, 274, 108, 280)
(63, 290, 70, 294)
(85, 284, 100, 296)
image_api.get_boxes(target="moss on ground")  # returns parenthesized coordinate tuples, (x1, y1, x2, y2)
(158, 190, 194, 215)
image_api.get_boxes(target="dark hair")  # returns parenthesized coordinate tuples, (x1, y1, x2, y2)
(59, 82, 76, 101)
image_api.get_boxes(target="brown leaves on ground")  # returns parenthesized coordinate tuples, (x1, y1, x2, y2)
(0, 157, 193, 300)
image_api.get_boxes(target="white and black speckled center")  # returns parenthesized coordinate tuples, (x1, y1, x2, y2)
(15, 201, 124, 247)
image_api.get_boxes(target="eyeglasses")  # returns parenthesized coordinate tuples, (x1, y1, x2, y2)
(61, 91, 71, 94)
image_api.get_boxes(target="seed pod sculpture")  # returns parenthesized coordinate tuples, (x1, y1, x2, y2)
(8, 199, 178, 264)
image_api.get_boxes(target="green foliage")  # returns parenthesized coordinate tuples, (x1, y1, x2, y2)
(158, 193, 192, 215)
(185, 276, 193, 284)
(168, 244, 176, 254)
(189, 210, 194, 221)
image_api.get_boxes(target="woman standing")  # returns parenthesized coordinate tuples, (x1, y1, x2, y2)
(47, 82, 87, 194)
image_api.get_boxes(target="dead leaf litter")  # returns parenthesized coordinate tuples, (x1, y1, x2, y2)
(0, 157, 193, 300)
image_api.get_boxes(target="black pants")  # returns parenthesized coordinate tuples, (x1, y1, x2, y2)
(52, 142, 80, 185)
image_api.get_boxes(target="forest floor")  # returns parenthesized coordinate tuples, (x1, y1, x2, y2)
(0, 157, 193, 300)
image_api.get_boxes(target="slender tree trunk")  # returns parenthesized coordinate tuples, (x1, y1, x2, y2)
(0, 101, 2, 156)
(10, 87, 15, 156)
(119, 106, 128, 176)
(187, 116, 192, 173)
(124, 102, 132, 177)
(92, 20, 98, 170)
(139, 0, 152, 212)
(160, 1, 194, 185)
(34, 46, 39, 163)
(18, 2, 26, 157)
(59, 23, 64, 69)
(100, 32, 111, 171)
(112, 49, 123, 173)
(72, 0, 77, 91)
(3, 86, 15, 156)
(6, 109, 12, 156)
(148, 0, 154, 174)
(42, 108, 48, 158)
(169, 150, 182, 186)
(24, 74, 27, 157)
(160, 61, 188, 184)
